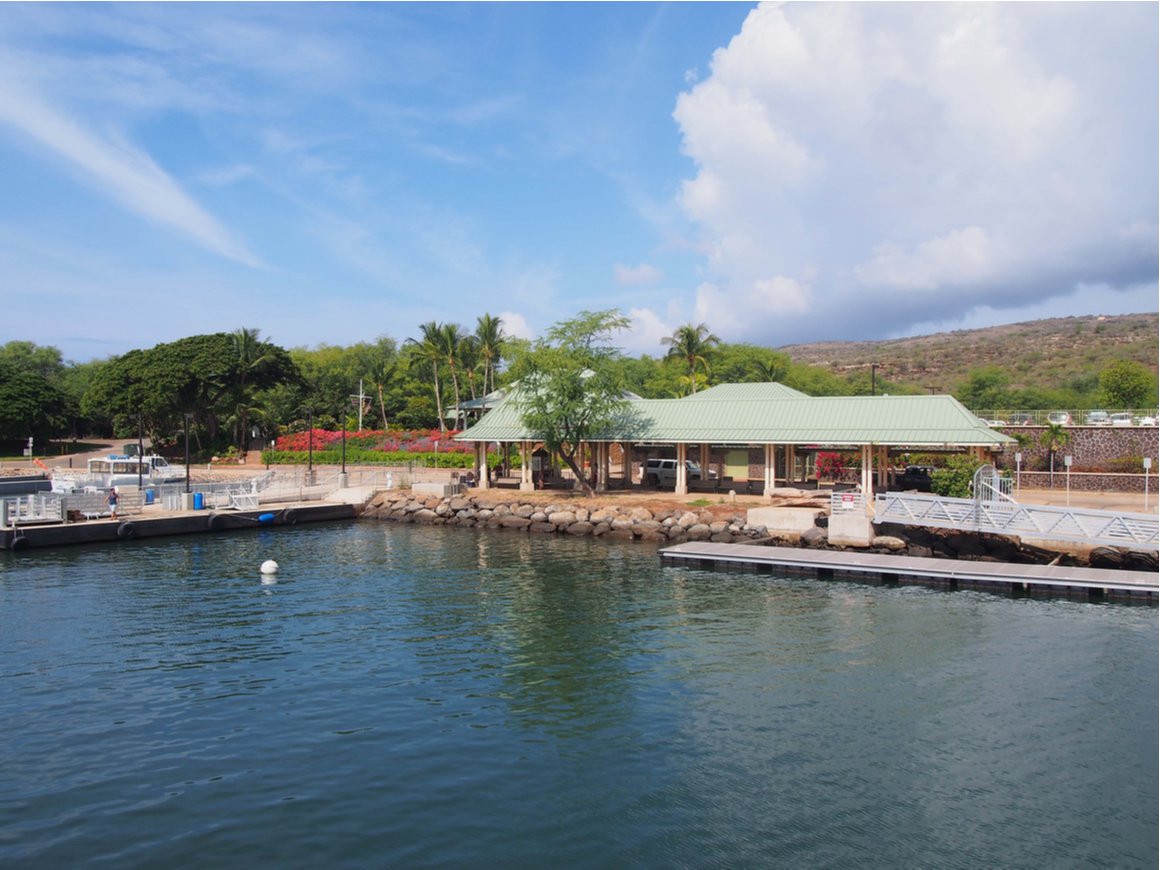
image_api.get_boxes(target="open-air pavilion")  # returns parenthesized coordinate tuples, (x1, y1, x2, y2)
(455, 382, 1016, 496)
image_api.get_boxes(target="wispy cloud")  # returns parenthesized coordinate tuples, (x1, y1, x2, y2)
(614, 262, 663, 285)
(0, 68, 260, 266)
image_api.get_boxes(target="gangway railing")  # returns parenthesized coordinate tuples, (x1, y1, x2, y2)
(874, 491, 1159, 550)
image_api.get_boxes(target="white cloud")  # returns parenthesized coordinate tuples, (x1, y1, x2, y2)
(672, 2, 1158, 344)
(624, 306, 672, 355)
(0, 69, 260, 267)
(614, 262, 663, 285)
(497, 310, 534, 341)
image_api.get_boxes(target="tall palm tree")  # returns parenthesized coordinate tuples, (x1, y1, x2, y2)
(405, 322, 447, 433)
(475, 314, 505, 396)
(437, 323, 467, 427)
(368, 359, 397, 429)
(661, 323, 720, 395)
(230, 327, 277, 452)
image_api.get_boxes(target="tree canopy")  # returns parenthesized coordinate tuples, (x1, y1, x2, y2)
(509, 309, 634, 495)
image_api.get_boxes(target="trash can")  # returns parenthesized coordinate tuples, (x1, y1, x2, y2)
(193, 492, 204, 510)
(144, 489, 155, 505)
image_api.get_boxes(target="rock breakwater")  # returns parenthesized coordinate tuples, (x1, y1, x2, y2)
(362, 491, 1154, 569)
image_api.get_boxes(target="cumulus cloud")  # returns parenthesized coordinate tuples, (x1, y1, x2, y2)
(673, 2, 1158, 344)
(497, 310, 534, 341)
(614, 262, 663, 285)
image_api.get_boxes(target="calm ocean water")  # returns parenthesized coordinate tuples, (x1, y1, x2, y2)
(1, 521, 1156, 868)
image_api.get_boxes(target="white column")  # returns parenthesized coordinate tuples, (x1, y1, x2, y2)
(520, 441, 534, 492)
(861, 445, 873, 495)
(477, 443, 489, 490)
(596, 442, 608, 492)
(675, 443, 688, 495)
(764, 444, 774, 497)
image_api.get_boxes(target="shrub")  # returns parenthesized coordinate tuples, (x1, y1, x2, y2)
(930, 455, 984, 498)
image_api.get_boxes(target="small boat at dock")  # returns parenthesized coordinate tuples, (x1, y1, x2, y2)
(50, 454, 187, 493)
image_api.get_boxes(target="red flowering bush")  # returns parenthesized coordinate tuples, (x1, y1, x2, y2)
(815, 451, 849, 481)
(274, 428, 472, 455)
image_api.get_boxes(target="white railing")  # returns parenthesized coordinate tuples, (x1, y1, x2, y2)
(1, 494, 64, 527)
(874, 491, 1159, 550)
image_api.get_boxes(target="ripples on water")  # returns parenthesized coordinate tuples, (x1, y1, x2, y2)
(1, 521, 1156, 868)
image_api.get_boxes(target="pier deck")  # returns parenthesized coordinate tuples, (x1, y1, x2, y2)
(2, 502, 358, 550)
(660, 542, 1158, 602)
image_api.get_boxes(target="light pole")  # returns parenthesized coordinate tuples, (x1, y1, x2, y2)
(341, 424, 347, 475)
(1145, 457, 1153, 512)
(1064, 455, 1072, 506)
(137, 413, 144, 490)
(1015, 452, 1022, 493)
(871, 364, 878, 396)
(183, 413, 192, 493)
(307, 410, 314, 484)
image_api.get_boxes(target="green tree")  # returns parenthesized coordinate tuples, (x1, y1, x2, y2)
(509, 309, 634, 496)
(956, 367, 1012, 411)
(1099, 360, 1157, 409)
(405, 322, 448, 433)
(1039, 423, 1071, 486)
(930, 454, 984, 498)
(0, 360, 70, 443)
(0, 341, 65, 380)
(474, 313, 506, 396)
(661, 323, 720, 394)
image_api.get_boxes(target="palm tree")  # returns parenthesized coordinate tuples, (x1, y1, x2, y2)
(752, 353, 789, 383)
(437, 323, 467, 427)
(230, 327, 277, 452)
(1039, 423, 1071, 488)
(368, 359, 397, 429)
(475, 314, 505, 396)
(661, 323, 720, 395)
(405, 322, 447, 433)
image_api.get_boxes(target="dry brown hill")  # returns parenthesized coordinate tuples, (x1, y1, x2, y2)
(777, 312, 1158, 392)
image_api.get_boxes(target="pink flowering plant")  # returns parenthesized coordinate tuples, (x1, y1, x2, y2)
(263, 428, 478, 467)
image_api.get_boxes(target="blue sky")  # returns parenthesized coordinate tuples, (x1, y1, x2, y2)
(1, 2, 1156, 364)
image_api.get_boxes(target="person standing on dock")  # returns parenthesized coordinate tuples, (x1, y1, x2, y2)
(108, 488, 118, 519)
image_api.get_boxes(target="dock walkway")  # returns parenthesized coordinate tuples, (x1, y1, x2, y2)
(660, 542, 1157, 602)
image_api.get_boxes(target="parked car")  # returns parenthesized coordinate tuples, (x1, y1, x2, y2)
(1110, 412, 1133, 427)
(985, 419, 1007, 427)
(1136, 415, 1157, 427)
(1008, 413, 1034, 426)
(644, 458, 703, 486)
(1085, 410, 1111, 426)
(895, 465, 935, 492)
(1047, 411, 1072, 426)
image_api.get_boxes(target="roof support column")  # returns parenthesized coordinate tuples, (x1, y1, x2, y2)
(477, 442, 490, 490)
(787, 444, 797, 485)
(861, 445, 873, 498)
(596, 442, 608, 492)
(699, 443, 710, 478)
(763, 444, 774, 497)
(675, 443, 688, 495)
(623, 442, 634, 486)
(876, 446, 888, 488)
(519, 441, 534, 492)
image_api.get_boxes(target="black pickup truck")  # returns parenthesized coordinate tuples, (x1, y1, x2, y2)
(894, 465, 935, 492)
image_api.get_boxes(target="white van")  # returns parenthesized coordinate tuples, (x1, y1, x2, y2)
(644, 458, 702, 486)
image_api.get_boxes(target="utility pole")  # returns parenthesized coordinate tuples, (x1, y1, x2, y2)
(350, 379, 369, 431)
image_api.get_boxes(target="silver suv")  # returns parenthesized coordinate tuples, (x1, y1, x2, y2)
(644, 458, 702, 486)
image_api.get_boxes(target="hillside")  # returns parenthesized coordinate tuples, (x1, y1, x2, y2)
(777, 312, 1158, 394)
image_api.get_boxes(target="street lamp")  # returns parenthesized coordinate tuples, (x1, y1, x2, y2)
(307, 410, 314, 483)
(137, 413, 144, 490)
(183, 413, 192, 493)
(341, 423, 347, 475)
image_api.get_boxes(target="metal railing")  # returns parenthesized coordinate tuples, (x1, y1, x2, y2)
(972, 409, 1158, 426)
(874, 491, 1158, 550)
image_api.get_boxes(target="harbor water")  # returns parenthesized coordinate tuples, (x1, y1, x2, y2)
(1, 521, 1156, 868)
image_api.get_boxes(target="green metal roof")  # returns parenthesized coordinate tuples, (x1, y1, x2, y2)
(687, 382, 809, 400)
(456, 387, 1015, 448)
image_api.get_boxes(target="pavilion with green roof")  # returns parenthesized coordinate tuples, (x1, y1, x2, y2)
(455, 382, 1015, 497)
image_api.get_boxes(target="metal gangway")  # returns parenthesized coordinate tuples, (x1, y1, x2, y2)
(874, 465, 1159, 550)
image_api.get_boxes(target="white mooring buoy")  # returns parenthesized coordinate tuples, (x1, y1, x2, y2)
(260, 559, 280, 575)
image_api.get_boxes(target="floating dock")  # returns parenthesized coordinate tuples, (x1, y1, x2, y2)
(660, 542, 1158, 603)
(2, 503, 358, 550)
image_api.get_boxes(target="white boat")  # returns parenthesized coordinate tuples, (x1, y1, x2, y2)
(50, 454, 187, 494)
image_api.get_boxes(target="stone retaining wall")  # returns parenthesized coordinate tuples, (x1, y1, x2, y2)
(1013, 471, 1159, 493)
(362, 491, 1156, 571)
